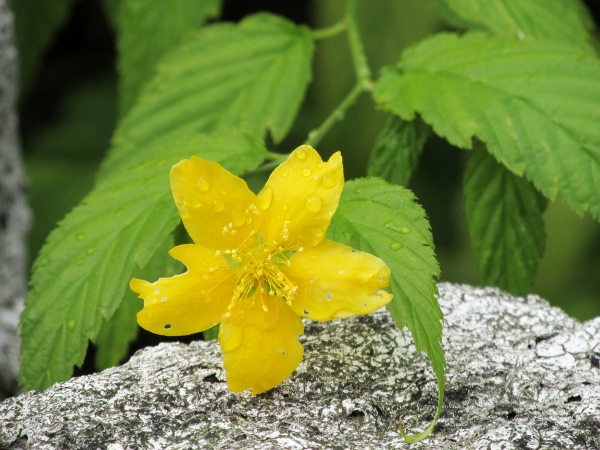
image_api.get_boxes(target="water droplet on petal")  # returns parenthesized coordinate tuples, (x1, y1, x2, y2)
(326, 293, 332, 301)
(305, 194, 322, 212)
(302, 168, 312, 177)
(312, 228, 324, 238)
(174, 195, 185, 208)
(191, 200, 202, 208)
(202, 273, 209, 280)
(180, 206, 191, 219)
(282, 171, 289, 178)
(161, 297, 167, 301)
(257, 185, 274, 210)
(296, 147, 307, 160)
(321, 173, 336, 189)
(231, 208, 246, 227)
(220, 190, 227, 196)
(213, 200, 224, 212)
(390, 242, 403, 250)
(197, 176, 210, 191)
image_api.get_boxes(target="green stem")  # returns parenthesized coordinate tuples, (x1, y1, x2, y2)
(305, 82, 366, 148)
(247, 155, 288, 177)
(346, 0, 372, 84)
(305, 0, 373, 148)
(264, 151, 285, 161)
(311, 20, 347, 40)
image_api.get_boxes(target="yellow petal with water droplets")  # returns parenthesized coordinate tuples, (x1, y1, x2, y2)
(170, 157, 260, 250)
(130, 244, 236, 336)
(257, 145, 343, 250)
(219, 292, 304, 395)
(283, 239, 392, 321)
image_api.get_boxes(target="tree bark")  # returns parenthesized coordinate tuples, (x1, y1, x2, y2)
(1, 284, 599, 449)
(0, 0, 29, 400)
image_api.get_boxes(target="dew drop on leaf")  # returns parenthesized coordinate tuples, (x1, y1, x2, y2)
(67, 320, 75, 331)
(384, 221, 411, 234)
(390, 242, 403, 250)
(76, 233, 85, 241)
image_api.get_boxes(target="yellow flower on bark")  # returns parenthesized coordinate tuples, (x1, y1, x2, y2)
(130, 145, 392, 394)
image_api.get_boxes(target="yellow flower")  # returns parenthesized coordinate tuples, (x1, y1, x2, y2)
(130, 145, 392, 394)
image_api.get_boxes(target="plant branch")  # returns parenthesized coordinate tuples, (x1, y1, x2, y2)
(311, 20, 347, 40)
(345, 0, 372, 85)
(304, 0, 373, 148)
(305, 82, 366, 148)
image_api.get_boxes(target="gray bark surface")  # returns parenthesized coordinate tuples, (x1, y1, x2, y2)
(0, 0, 28, 400)
(1, 283, 599, 449)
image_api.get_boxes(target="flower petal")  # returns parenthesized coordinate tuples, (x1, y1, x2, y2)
(130, 244, 236, 336)
(258, 145, 344, 249)
(219, 293, 304, 395)
(283, 239, 392, 321)
(170, 157, 260, 250)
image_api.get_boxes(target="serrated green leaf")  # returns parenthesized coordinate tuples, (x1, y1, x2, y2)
(116, 0, 221, 115)
(94, 288, 142, 371)
(367, 116, 431, 186)
(464, 145, 547, 295)
(99, 13, 313, 179)
(430, 0, 596, 52)
(20, 130, 266, 391)
(374, 32, 600, 222)
(94, 233, 179, 370)
(9, 0, 77, 91)
(328, 178, 444, 443)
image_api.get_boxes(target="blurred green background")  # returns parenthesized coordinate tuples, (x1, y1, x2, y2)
(14, 0, 600, 321)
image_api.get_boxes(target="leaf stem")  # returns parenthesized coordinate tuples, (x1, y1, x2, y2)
(305, 82, 367, 147)
(346, 0, 372, 84)
(305, 0, 373, 148)
(311, 20, 347, 40)
(247, 154, 288, 177)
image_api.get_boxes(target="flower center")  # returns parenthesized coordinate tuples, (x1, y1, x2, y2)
(226, 233, 297, 311)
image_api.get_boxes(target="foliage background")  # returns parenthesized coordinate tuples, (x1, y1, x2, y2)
(14, 0, 600, 372)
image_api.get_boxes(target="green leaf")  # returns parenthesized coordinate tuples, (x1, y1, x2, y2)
(328, 178, 444, 443)
(374, 32, 600, 221)
(367, 116, 431, 186)
(116, 0, 221, 115)
(464, 144, 547, 295)
(9, 0, 78, 91)
(94, 288, 142, 371)
(20, 130, 266, 391)
(203, 324, 220, 341)
(94, 233, 180, 370)
(430, 0, 596, 52)
(99, 13, 313, 179)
